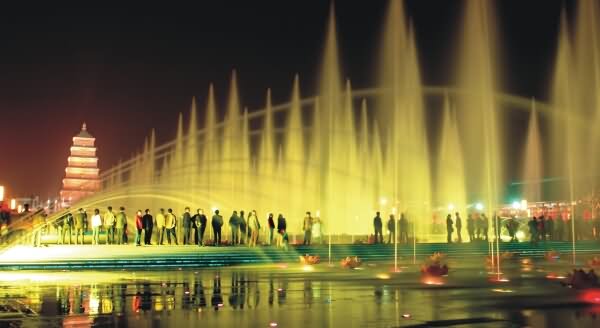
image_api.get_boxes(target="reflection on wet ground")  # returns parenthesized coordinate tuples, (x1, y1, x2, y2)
(1, 257, 600, 327)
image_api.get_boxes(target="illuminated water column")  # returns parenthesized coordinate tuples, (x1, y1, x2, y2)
(317, 5, 343, 232)
(358, 99, 376, 227)
(222, 72, 242, 213)
(240, 108, 252, 212)
(522, 99, 542, 202)
(341, 81, 359, 235)
(185, 97, 199, 203)
(378, 0, 431, 239)
(171, 113, 185, 189)
(573, 0, 600, 195)
(436, 94, 467, 216)
(284, 76, 305, 224)
(201, 84, 218, 210)
(456, 0, 503, 218)
(549, 13, 576, 202)
(258, 89, 276, 216)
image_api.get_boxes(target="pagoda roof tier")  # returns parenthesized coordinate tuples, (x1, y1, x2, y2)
(76, 123, 94, 138)
(65, 167, 100, 175)
(68, 156, 98, 163)
(70, 146, 97, 151)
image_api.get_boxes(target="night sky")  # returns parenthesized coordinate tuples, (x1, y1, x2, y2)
(0, 0, 572, 198)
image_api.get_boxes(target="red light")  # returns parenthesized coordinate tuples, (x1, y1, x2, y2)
(580, 289, 600, 304)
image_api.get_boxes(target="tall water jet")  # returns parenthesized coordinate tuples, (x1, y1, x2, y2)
(172, 112, 185, 188)
(456, 0, 503, 219)
(573, 0, 600, 195)
(550, 12, 578, 262)
(148, 129, 156, 184)
(378, 0, 431, 239)
(549, 12, 576, 202)
(240, 107, 252, 211)
(185, 97, 199, 202)
(358, 99, 373, 217)
(522, 99, 542, 202)
(436, 94, 467, 216)
(284, 75, 305, 221)
(222, 71, 242, 209)
(317, 4, 343, 231)
(258, 89, 276, 214)
(202, 84, 218, 210)
(341, 80, 359, 234)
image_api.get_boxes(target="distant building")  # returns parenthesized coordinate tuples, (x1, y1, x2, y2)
(60, 123, 100, 206)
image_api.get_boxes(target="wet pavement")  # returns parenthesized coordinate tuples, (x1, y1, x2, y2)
(0, 256, 599, 327)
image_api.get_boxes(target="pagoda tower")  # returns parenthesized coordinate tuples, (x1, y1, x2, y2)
(60, 123, 100, 206)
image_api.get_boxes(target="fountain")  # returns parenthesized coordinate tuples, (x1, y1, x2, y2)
(522, 99, 542, 202)
(6, 0, 597, 253)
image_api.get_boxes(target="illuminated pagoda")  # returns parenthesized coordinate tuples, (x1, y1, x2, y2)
(60, 123, 100, 206)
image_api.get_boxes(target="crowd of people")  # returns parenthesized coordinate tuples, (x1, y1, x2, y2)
(441, 210, 600, 244)
(31, 206, 332, 248)
(18, 202, 600, 248)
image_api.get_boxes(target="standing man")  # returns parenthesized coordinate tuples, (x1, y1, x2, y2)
(446, 214, 454, 243)
(538, 215, 546, 242)
(239, 211, 247, 245)
(143, 209, 154, 245)
(467, 213, 475, 242)
(165, 208, 178, 245)
(387, 214, 396, 244)
(229, 210, 240, 245)
(303, 211, 313, 246)
(399, 213, 409, 244)
(481, 213, 489, 241)
(115, 207, 127, 245)
(546, 215, 554, 241)
(103, 206, 116, 245)
(63, 212, 74, 245)
(373, 212, 383, 244)
(268, 213, 275, 245)
(195, 209, 207, 246)
(91, 209, 102, 245)
(528, 216, 538, 245)
(74, 208, 86, 245)
(156, 209, 166, 245)
(55, 214, 65, 244)
(455, 212, 463, 243)
(135, 210, 143, 246)
(190, 209, 198, 245)
(182, 207, 192, 245)
(212, 209, 223, 246)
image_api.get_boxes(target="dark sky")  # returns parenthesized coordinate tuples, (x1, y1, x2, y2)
(0, 0, 571, 198)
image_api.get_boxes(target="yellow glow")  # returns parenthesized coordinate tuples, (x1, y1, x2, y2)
(376, 273, 390, 280)
(520, 199, 528, 210)
(492, 288, 513, 293)
(302, 265, 315, 272)
(17, 205, 22, 213)
(448, 203, 455, 211)
(516, 231, 525, 240)
(0, 186, 4, 201)
(379, 198, 388, 206)
(10, 198, 16, 210)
